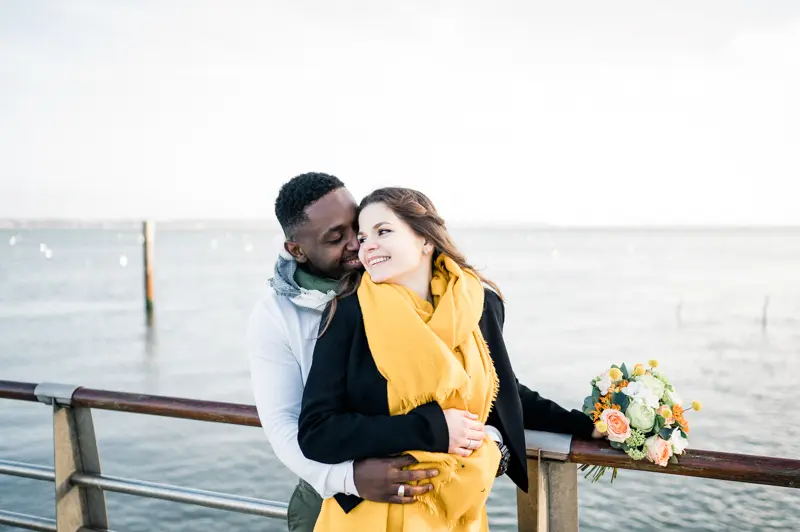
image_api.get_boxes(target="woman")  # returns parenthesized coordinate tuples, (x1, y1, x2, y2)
(298, 188, 599, 531)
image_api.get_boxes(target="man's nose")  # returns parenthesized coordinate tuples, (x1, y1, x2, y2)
(345, 234, 360, 252)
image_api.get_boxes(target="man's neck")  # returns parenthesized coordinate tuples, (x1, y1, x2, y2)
(294, 265, 339, 293)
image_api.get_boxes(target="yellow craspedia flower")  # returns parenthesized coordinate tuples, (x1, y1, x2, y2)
(692, 401, 702, 412)
(648, 359, 659, 368)
(608, 368, 623, 381)
(595, 421, 608, 433)
(633, 364, 646, 376)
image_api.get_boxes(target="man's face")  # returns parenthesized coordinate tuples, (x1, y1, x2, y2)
(285, 188, 363, 280)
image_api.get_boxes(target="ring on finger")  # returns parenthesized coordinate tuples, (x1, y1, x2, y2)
(397, 485, 405, 497)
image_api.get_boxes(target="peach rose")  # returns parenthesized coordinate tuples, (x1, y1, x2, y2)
(600, 408, 632, 443)
(644, 435, 673, 467)
(657, 405, 674, 424)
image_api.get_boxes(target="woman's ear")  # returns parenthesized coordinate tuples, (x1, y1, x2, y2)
(423, 242, 434, 255)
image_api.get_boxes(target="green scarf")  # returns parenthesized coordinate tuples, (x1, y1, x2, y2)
(294, 267, 338, 294)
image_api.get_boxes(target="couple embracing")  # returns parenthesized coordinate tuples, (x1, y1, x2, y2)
(247, 172, 605, 532)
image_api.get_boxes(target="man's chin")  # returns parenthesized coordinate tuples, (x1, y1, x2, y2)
(341, 260, 363, 272)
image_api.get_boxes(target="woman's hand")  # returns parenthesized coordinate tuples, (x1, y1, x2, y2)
(591, 427, 606, 439)
(443, 409, 485, 456)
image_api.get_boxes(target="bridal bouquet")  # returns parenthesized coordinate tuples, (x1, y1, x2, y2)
(580, 360, 701, 482)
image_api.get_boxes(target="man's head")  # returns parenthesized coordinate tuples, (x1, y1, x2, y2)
(274, 172, 362, 280)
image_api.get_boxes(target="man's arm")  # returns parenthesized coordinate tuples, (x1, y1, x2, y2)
(247, 299, 356, 499)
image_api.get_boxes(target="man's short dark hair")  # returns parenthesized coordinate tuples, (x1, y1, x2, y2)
(274, 172, 345, 236)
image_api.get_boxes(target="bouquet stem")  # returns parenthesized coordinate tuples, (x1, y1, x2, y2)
(579, 464, 619, 483)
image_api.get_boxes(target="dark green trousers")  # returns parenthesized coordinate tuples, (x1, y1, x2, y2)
(287, 478, 322, 532)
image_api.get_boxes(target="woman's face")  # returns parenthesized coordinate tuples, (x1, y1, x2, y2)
(357, 202, 431, 285)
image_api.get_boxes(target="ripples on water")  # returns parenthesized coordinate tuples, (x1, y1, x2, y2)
(1, 228, 799, 531)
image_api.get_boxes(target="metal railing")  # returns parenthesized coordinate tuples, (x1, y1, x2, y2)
(1, 379, 798, 532)
(0, 459, 287, 517)
(0, 380, 287, 532)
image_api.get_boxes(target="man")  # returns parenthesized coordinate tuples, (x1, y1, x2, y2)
(247, 172, 441, 532)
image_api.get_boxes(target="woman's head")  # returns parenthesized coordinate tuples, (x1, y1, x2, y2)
(320, 187, 502, 334)
(356, 188, 501, 294)
(357, 188, 442, 288)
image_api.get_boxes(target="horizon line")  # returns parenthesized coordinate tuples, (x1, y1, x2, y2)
(2, 218, 800, 231)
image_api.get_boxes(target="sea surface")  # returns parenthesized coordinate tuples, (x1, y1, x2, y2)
(1, 227, 799, 531)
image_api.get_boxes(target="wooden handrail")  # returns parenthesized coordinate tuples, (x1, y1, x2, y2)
(71, 388, 261, 427)
(568, 439, 799, 489)
(0, 381, 37, 402)
(2, 380, 798, 489)
(0, 381, 260, 426)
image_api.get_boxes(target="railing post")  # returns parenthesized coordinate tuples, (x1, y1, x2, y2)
(517, 452, 547, 531)
(517, 431, 579, 532)
(35, 383, 108, 532)
(541, 461, 579, 531)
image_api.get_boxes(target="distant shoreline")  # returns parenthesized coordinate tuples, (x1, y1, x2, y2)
(2, 219, 800, 232)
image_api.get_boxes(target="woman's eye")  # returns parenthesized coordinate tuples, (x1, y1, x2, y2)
(357, 237, 366, 244)
(378, 229, 391, 236)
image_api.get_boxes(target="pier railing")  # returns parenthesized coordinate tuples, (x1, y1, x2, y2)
(1, 380, 798, 532)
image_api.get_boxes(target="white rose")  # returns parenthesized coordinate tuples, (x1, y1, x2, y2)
(669, 428, 689, 455)
(634, 374, 666, 401)
(595, 371, 612, 395)
(622, 381, 660, 409)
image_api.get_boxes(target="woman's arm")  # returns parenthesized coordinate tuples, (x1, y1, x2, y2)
(298, 298, 450, 464)
(516, 380, 595, 439)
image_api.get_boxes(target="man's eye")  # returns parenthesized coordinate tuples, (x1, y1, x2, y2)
(327, 236, 342, 245)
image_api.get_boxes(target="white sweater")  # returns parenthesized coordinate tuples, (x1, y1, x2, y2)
(246, 275, 358, 499)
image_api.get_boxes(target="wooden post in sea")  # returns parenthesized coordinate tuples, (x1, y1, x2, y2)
(143, 221, 155, 323)
(762, 295, 769, 331)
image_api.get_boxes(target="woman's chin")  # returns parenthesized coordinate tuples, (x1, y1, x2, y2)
(368, 271, 391, 284)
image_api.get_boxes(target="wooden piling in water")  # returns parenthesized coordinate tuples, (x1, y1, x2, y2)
(143, 221, 155, 322)
(762, 295, 769, 330)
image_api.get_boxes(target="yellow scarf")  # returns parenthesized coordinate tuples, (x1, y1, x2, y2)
(313, 256, 501, 532)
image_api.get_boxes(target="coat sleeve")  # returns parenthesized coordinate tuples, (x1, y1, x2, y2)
(298, 297, 450, 464)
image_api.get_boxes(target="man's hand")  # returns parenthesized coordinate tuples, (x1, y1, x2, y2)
(353, 455, 439, 504)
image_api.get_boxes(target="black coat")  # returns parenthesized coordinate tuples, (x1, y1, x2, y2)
(298, 288, 593, 512)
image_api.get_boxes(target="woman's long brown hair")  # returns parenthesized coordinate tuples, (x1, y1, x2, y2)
(320, 187, 503, 335)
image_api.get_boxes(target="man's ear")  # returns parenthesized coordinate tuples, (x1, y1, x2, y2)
(284, 240, 308, 263)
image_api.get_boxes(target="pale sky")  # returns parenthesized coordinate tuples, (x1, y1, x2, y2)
(1, 1, 798, 225)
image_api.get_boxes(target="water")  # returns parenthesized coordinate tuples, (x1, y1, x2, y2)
(1, 227, 799, 531)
